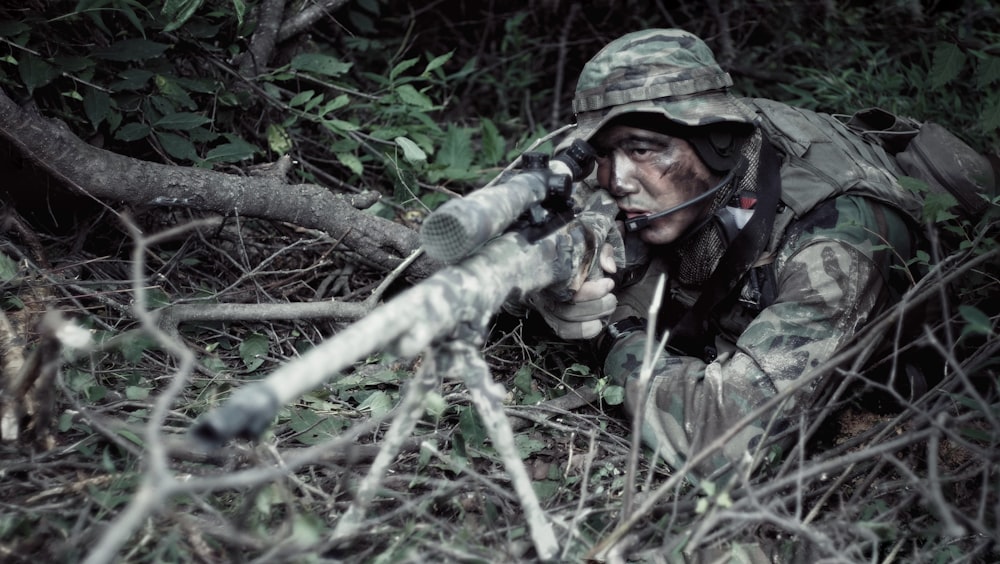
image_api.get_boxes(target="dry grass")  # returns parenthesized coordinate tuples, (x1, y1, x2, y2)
(1, 204, 997, 563)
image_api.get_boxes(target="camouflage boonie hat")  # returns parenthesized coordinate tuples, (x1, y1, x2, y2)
(569, 29, 757, 143)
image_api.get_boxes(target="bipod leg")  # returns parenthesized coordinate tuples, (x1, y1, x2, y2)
(441, 339, 559, 561)
(330, 355, 442, 542)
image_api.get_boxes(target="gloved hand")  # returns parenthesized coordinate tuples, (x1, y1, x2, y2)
(529, 243, 618, 339)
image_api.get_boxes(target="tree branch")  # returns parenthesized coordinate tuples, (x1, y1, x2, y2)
(0, 88, 438, 279)
(236, 0, 287, 76)
(278, 0, 352, 43)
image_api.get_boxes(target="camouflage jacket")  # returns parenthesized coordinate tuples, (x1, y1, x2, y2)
(603, 98, 923, 479)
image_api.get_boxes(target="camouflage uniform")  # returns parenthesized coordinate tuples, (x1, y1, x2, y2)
(564, 30, 923, 478)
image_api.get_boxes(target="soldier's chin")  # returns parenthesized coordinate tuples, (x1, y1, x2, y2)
(635, 219, 683, 245)
(638, 226, 675, 246)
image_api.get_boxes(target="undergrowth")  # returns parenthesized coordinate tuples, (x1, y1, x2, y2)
(1, 1, 999, 563)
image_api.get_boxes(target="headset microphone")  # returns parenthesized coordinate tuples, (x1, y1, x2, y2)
(623, 167, 738, 232)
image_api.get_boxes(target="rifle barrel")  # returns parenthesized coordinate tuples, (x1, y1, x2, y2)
(191, 228, 573, 446)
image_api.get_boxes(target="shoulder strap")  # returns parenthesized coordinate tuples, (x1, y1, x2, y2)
(663, 139, 783, 361)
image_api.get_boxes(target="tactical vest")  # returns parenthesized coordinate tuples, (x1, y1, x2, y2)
(747, 98, 924, 257)
(660, 98, 926, 360)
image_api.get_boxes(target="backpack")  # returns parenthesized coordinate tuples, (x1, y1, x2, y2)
(834, 108, 999, 402)
(836, 107, 998, 218)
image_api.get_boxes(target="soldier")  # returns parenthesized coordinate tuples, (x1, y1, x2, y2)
(534, 29, 924, 478)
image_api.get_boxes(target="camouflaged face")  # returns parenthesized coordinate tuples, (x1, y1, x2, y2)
(570, 29, 757, 143)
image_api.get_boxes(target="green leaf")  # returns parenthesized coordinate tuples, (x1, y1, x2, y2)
(83, 88, 111, 130)
(337, 152, 363, 176)
(266, 123, 292, 154)
(114, 122, 151, 142)
(19, 54, 61, 94)
(118, 333, 158, 363)
(457, 407, 487, 451)
(291, 514, 323, 546)
(155, 131, 199, 161)
(357, 390, 393, 417)
(93, 39, 169, 62)
(125, 386, 150, 400)
(0, 20, 31, 38)
(480, 118, 505, 165)
(59, 412, 75, 432)
(395, 84, 433, 109)
(288, 89, 314, 107)
(423, 391, 446, 421)
(290, 53, 353, 77)
(930, 43, 966, 89)
(319, 94, 349, 116)
(513, 365, 533, 394)
(0, 252, 19, 282)
(153, 112, 212, 130)
(117, 428, 144, 447)
(514, 435, 546, 459)
(205, 138, 257, 163)
(288, 408, 346, 445)
(897, 175, 929, 195)
(323, 119, 360, 134)
(602, 385, 625, 406)
(423, 51, 454, 75)
(532, 479, 562, 501)
(232, 0, 247, 25)
(155, 75, 197, 110)
(329, 137, 359, 153)
(959, 305, 994, 338)
(436, 126, 473, 170)
(394, 136, 427, 163)
(922, 190, 959, 223)
(162, 0, 203, 32)
(976, 55, 1000, 88)
(390, 57, 419, 80)
(187, 126, 218, 143)
(111, 68, 154, 91)
(302, 92, 325, 112)
(52, 55, 93, 73)
(239, 333, 269, 371)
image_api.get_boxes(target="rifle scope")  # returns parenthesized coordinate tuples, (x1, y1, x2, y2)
(420, 139, 596, 264)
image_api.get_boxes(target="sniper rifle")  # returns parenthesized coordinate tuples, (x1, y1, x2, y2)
(189, 139, 616, 560)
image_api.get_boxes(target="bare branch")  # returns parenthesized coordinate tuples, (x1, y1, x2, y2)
(278, 0, 352, 43)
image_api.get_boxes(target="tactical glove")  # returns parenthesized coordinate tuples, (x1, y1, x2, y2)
(528, 244, 618, 339)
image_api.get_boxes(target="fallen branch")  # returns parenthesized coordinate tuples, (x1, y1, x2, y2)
(0, 88, 438, 279)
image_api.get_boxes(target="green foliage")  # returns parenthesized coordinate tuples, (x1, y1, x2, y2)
(3, 2, 1000, 562)
(0, 0, 538, 220)
(743, 2, 1000, 150)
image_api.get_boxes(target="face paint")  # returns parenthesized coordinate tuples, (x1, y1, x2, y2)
(593, 125, 720, 245)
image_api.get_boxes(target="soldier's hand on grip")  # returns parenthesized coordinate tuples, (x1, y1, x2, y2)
(530, 243, 618, 339)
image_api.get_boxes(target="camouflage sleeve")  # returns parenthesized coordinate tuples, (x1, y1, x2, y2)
(604, 196, 913, 478)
